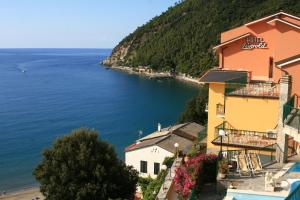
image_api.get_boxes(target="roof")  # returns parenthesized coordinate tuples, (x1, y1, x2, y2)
(216, 12, 300, 51)
(245, 11, 300, 26)
(125, 135, 168, 152)
(173, 122, 206, 140)
(139, 123, 187, 141)
(267, 18, 300, 30)
(199, 69, 248, 83)
(125, 122, 205, 152)
(138, 130, 169, 141)
(276, 54, 300, 67)
(157, 134, 194, 154)
(213, 33, 251, 51)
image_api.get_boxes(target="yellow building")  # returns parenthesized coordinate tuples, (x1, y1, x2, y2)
(201, 71, 280, 161)
(200, 12, 300, 163)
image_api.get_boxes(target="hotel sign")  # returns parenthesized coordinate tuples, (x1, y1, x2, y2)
(242, 36, 267, 50)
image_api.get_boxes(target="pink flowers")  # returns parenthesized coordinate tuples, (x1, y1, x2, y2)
(174, 153, 217, 199)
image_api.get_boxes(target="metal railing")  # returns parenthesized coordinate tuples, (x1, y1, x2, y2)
(214, 122, 277, 148)
(220, 143, 281, 171)
(225, 82, 280, 98)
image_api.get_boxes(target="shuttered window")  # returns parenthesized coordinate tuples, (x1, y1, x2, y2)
(140, 161, 147, 173)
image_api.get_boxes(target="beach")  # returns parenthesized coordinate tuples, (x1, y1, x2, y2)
(0, 188, 43, 200)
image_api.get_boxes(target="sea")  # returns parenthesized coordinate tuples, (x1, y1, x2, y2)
(0, 48, 199, 192)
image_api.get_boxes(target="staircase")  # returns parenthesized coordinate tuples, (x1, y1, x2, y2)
(284, 108, 300, 143)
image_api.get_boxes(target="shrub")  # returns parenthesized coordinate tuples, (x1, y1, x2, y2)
(174, 153, 217, 199)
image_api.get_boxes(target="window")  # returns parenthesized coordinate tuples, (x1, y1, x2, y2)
(140, 161, 147, 173)
(269, 57, 273, 78)
(154, 162, 160, 175)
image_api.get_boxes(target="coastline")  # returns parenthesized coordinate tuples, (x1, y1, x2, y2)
(108, 65, 203, 85)
(0, 187, 43, 200)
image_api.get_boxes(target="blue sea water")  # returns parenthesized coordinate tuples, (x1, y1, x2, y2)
(0, 48, 199, 192)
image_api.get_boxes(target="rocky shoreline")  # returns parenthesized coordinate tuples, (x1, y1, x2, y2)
(104, 65, 203, 85)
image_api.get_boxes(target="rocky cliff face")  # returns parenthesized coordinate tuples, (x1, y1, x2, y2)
(102, 40, 132, 66)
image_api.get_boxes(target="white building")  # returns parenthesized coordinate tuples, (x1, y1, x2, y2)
(125, 122, 206, 178)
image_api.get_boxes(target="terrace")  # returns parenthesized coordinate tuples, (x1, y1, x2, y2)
(213, 122, 277, 149)
(219, 154, 300, 200)
(225, 82, 280, 98)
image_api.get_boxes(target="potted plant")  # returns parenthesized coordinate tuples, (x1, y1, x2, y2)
(218, 159, 228, 179)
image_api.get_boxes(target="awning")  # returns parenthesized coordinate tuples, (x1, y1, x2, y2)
(199, 70, 248, 83)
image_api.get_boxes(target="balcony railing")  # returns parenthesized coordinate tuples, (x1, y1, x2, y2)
(225, 82, 280, 98)
(213, 122, 277, 149)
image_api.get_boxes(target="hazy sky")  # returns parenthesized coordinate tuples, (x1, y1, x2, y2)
(0, 0, 178, 48)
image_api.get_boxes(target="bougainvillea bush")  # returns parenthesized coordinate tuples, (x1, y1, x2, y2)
(174, 153, 217, 199)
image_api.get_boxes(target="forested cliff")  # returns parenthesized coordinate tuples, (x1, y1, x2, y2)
(103, 0, 300, 77)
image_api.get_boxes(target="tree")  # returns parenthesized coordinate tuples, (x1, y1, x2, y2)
(178, 85, 208, 124)
(34, 128, 138, 200)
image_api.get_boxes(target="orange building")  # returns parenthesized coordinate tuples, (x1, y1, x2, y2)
(200, 12, 300, 163)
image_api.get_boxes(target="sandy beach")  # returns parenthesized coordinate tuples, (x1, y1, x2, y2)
(0, 188, 43, 200)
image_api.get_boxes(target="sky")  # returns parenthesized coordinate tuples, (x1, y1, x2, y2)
(0, 0, 178, 48)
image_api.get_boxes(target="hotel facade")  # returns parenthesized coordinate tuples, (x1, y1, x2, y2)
(199, 12, 300, 163)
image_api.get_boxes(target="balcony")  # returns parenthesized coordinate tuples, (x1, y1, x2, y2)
(225, 82, 280, 98)
(212, 122, 277, 149)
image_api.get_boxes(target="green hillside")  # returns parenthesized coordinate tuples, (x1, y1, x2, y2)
(104, 0, 300, 77)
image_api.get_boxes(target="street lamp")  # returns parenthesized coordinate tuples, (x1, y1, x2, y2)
(174, 143, 179, 159)
(218, 129, 226, 159)
(161, 164, 167, 171)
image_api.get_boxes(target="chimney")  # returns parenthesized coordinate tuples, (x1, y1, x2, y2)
(158, 123, 161, 132)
